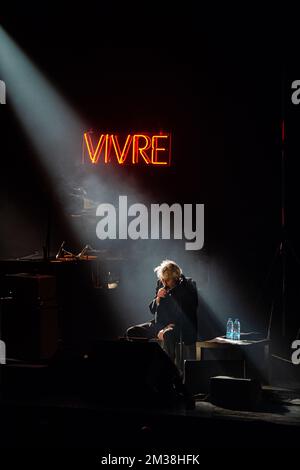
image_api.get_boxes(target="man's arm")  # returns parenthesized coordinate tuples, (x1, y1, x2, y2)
(149, 280, 166, 314)
(149, 298, 157, 315)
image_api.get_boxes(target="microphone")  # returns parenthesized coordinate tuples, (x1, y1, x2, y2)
(77, 244, 93, 258)
(56, 241, 66, 259)
(162, 285, 172, 297)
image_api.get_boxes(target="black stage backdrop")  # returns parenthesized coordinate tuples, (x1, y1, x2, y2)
(0, 6, 300, 352)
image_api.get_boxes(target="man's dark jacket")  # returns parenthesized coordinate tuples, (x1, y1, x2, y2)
(149, 274, 198, 344)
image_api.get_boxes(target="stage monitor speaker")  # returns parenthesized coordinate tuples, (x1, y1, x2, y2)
(210, 376, 262, 410)
(49, 339, 195, 409)
(184, 359, 245, 395)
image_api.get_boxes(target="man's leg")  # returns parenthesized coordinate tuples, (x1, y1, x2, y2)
(162, 328, 179, 362)
(126, 321, 157, 340)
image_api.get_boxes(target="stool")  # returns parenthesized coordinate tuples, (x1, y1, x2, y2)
(175, 337, 196, 374)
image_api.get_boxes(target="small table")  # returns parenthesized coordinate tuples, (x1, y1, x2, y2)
(196, 336, 271, 383)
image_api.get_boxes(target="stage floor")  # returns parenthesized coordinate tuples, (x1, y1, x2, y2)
(1, 385, 300, 449)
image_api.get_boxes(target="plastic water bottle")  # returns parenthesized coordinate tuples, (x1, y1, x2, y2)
(233, 319, 240, 341)
(226, 318, 233, 340)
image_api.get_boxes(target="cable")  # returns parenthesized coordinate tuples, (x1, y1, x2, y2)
(271, 353, 293, 364)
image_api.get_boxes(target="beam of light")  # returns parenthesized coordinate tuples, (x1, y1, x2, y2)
(0, 25, 85, 182)
(0, 25, 88, 256)
(0, 79, 6, 103)
(0, 26, 209, 350)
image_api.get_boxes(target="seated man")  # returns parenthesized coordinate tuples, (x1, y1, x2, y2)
(126, 260, 198, 362)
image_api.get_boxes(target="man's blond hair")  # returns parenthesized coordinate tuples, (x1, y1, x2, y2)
(154, 259, 182, 282)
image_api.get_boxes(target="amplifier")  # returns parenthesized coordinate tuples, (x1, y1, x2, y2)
(4, 273, 56, 303)
(1, 274, 59, 360)
(210, 376, 262, 410)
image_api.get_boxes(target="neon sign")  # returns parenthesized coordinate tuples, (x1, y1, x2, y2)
(82, 132, 171, 166)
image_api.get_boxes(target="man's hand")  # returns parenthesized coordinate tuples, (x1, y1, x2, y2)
(157, 323, 175, 341)
(156, 287, 168, 305)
